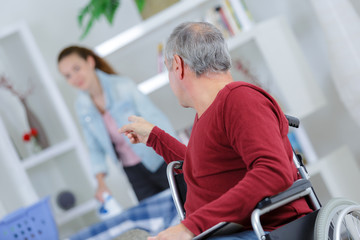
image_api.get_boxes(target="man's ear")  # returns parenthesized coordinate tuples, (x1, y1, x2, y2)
(173, 55, 185, 79)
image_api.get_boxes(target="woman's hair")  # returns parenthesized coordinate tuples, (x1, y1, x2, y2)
(165, 22, 231, 77)
(57, 45, 117, 74)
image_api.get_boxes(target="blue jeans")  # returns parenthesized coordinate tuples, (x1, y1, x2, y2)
(207, 230, 263, 240)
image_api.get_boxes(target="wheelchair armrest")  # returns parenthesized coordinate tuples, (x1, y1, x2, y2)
(256, 179, 312, 209)
(194, 180, 311, 240)
(193, 222, 243, 240)
(252, 179, 316, 240)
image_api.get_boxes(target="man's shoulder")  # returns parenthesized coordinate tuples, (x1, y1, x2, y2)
(225, 81, 262, 92)
(222, 81, 278, 109)
(224, 81, 268, 98)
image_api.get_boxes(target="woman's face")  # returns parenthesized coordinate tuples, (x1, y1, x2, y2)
(58, 53, 96, 91)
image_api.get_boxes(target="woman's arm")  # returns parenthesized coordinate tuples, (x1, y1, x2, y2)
(95, 173, 111, 202)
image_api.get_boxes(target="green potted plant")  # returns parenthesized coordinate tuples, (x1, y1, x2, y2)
(78, 0, 146, 40)
(78, 0, 178, 39)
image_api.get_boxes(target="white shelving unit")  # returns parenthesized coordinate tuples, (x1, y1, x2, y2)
(96, 0, 360, 217)
(95, 0, 214, 57)
(22, 140, 75, 169)
(306, 145, 360, 204)
(0, 0, 338, 238)
(57, 199, 98, 226)
(96, 0, 325, 131)
(0, 22, 98, 238)
(227, 16, 326, 119)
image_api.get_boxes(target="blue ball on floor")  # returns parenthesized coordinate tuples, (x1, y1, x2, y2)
(57, 190, 76, 210)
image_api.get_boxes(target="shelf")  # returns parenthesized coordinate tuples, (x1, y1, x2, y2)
(135, 16, 326, 122)
(95, 0, 213, 57)
(135, 20, 256, 96)
(138, 72, 169, 95)
(226, 28, 254, 51)
(56, 199, 98, 226)
(306, 146, 360, 204)
(22, 139, 75, 169)
(0, 19, 96, 230)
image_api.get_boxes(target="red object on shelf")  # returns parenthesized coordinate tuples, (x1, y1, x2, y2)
(23, 133, 31, 142)
(30, 128, 38, 137)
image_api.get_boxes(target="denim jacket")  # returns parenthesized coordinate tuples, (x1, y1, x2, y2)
(74, 70, 176, 175)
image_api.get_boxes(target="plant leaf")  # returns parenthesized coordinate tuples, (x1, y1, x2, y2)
(78, 0, 121, 39)
(135, 0, 145, 13)
(80, 17, 94, 40)
(91, 0, 105, 20)
(78, 4, 91, 26)
(105, 0, 120, 24)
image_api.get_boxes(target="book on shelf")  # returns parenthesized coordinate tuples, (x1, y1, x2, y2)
(157, 42, 166, 73)
(241, 0, 254, 23)
(204, 6, 232, 39)
(153, 0, 255, 73)
(224, 0, 243, 31)
(216, 5, 237, 36)
(288, 128, 318, 166)
(288, 130, 307, 164)
(202, 0, 254, 39)
(228, 0, 254, 31)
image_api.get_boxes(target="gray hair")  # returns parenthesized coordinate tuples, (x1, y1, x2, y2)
(165, 22, 232, 77)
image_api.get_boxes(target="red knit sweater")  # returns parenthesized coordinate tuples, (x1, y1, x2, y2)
(147, 82, 312, 235)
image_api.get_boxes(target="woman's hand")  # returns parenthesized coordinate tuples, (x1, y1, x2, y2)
(95, 173, 110, 202)
(147, 223, 195, 240)
(119, 115, 155, 144)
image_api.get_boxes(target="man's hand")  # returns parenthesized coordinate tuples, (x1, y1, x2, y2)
(147, 223, 195, 240)
(119, 115, 155, 144)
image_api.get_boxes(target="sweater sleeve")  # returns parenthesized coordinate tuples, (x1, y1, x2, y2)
(146, 126, 187, 164)
(182, 86, 296, 235)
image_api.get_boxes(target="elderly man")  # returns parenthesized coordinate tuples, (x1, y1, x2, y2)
(120, 22, 311, 240)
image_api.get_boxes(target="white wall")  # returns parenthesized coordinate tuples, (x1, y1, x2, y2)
(0, 0, 142, 121)
(0, 0, 143, 208)
(1, 0, 360, 208)
(244, 0, 360, 164)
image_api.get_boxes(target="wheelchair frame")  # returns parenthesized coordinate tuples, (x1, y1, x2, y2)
(166, 115, 360, 240)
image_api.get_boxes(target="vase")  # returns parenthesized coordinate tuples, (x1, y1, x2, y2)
(25, 137, 42, 156)
(21, 99, 49, 149)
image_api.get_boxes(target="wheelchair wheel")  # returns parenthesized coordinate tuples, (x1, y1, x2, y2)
(314, 198, 360, 240)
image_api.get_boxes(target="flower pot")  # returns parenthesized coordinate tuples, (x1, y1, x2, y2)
(138, 0, 179, 20)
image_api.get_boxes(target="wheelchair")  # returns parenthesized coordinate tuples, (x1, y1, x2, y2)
(167, 115, 360, 240)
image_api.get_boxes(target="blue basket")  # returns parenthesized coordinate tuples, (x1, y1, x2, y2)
(0, 197, 58, 240)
